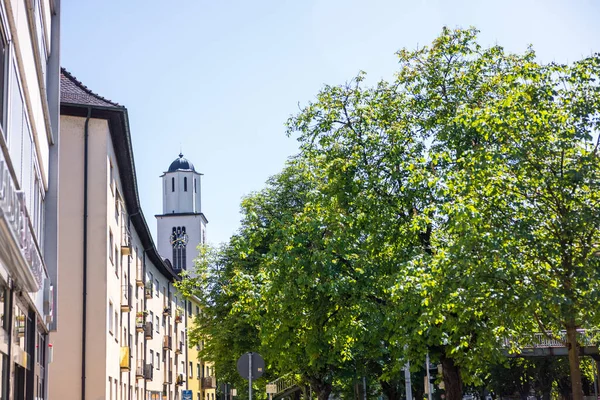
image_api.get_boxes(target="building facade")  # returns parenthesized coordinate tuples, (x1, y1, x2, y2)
(0, 0, 61, 399)
(48, 70, 191, 400)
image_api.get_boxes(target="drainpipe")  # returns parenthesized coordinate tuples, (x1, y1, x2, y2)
(127, 217, 132, 400)
(82, 106, 92, 400)
(143, 250, 147, 398)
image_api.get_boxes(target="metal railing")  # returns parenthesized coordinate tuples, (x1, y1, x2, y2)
(504, 330, 596, 349)
(163, 335, 172, 350)
(201, 376, 216, 389)
(144, 322, 153, 339)
(267, 373, 299, 396)
(121, 284, 132, 312)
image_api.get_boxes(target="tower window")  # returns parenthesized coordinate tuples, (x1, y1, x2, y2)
(194, 178, 197, 193)
(171, 177, 175, 192)
(170, 226, 188, 270)
(184, 177, 188, 192)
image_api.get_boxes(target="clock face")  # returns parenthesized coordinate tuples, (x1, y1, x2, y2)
(170, 230, 188, 248)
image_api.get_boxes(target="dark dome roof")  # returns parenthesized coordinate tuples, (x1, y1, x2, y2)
(168, 153, 195, 172)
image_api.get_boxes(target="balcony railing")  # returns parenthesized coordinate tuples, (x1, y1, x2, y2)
(136, 264, 144, 287)
(176, 340, 183, 355)
(120, 347, 131, 371)
(144, 363, 154, 381)
(144, 322, 153, 339)
(163, 335, 172, 351)
(120, 214, 131, 256)
(163, 306, 171, 317)
(201, 376, 216, 389)
(175, 312, 183, 324)
(135, 314, 145, 333)
(164, 370, 173, 384)
(121, 285, 132, 312)
(136, 360, 145, 379)
(145, 283, 153, 299)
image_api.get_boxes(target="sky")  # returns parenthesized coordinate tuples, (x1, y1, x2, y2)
(61, 0, 600, 246)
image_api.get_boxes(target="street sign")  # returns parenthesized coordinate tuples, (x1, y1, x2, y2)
(266, 384, 277, 394)
(236, 352, 265, 380)
(237, 352, 265, 400)
(183, 390, 193, 400)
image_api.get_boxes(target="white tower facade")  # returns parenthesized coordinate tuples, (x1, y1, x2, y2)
(156, 153, 208, 271)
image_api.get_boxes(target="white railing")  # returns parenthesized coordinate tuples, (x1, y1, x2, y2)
(268, 373, 299, 396)
(505, 330, 595, 349)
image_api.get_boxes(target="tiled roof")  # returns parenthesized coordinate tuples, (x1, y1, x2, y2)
(60, 68, 122, 108)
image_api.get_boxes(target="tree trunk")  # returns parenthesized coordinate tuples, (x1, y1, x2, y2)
(380, 380, 401, 400)
(309, 380, 332, 400)
(440, 353, 462, 400)
(566, 323, 583, 400)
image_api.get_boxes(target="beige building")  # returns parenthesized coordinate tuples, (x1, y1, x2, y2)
(0, 0, 61, 399)
(49, 69, 190, 400)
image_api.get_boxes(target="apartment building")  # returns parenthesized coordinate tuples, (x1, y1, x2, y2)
(0, 0, 60, 399)
(48, 69, 188, 400)
(185, 295, 216, 400)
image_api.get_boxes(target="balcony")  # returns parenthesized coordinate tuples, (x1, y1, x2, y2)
(144, 322, 153, 339)
(176, 340, 183, 355)
(144, 363, 154, 381)
(136, 265, 144, 287)
(164, 370, 173, 384)
(201, 376, 216, 389)
(121, 220, 131, 256)
(163, 335, 172, 351)
(144, 283, 153, 299)
(136, 360, 145, 379)
(163, 305, 171, 317)
(120, 347, 131, 371)
(136, 312, 146, 332)
(175, 309, 183, 324)
(176, 374, 185, 386)
(121, 285, 132, 312)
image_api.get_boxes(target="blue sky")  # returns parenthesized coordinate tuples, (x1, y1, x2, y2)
(62, 0, 600, 245)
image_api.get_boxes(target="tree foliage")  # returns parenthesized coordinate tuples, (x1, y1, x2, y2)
(179, 27, 600, 400)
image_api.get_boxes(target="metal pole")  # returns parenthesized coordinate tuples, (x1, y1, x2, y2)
(404, 360, 412, 400)
(362, 376, 367, 400)
(426, 353, 432, 400)
(594, 360, 598, 400)
(249, 353, 253, 400)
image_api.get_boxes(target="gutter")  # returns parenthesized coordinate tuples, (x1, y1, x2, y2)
(82, 106, 92, 400)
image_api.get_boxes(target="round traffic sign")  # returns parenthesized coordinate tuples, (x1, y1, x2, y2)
(237, 352, 265, 380)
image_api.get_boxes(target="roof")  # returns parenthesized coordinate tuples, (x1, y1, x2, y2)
(60, 68, 122, 108)
(168, 153, 195, 173)
(60, 68, 179, 282)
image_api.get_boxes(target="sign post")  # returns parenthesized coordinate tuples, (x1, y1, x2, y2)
(237, 352, 265, 400)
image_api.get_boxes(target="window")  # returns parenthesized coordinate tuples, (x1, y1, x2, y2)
(197, 393, 201, 400)
(187, 301, 191, 314)
(115, 245, 119, 276)
(171, 177, 175, 192)
(197, 364, 200, 379)
(109, 231, 114, 263)
(109, 377, 112, 400)
(115, 189, 120, 222)
(184, 177, 187, 191)
(114, 311, 119, 340)
(150, 350, 154, 367)
(156, 353, 160, 370)
(0, 28, 6, 133)
(189, 362, 193, 378)
(155, 279, 159, 297)
(155, 316, 159, 332)
(109, 159, 115, 194)
(171, 226, 188, 270)
(195, 306, 199, 316)
(194, 178, 197, 193)
(109, 302, 114, 334)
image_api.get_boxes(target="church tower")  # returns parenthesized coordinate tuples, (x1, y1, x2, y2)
(156, 153, 207, 271)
